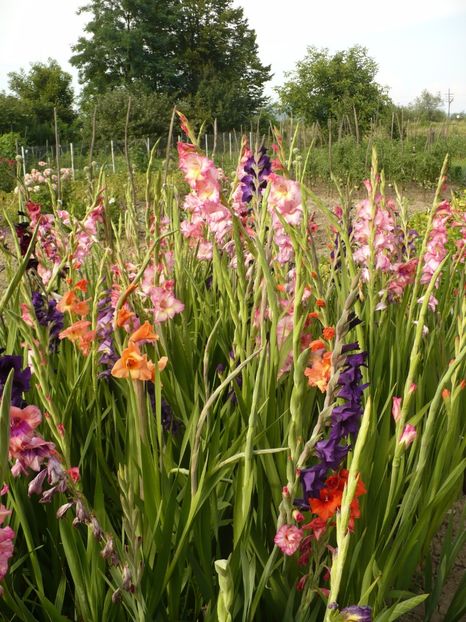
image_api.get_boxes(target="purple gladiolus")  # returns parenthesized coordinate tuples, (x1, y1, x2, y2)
(241, 146, 271, 203)
(340, 605, 372, 621)
(294, 337, 368, 508)
(32, 291, 64, 353)
(96, 290, 118, 377)
(0, 354, 31, 407)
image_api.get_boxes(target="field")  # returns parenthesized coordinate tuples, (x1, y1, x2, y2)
(0, 114, 464, 621)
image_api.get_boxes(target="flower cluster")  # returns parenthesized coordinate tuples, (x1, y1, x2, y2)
(96, 289, 118, 377)
(240, 146, 271, 204)
(267, 173, 303, 263)
(111, 321, 167, 382)
(352, 193, 398, 281)
(20, 163, 71, 194)
(178, 142, 231, 259)
(421, 200, 451, 285)
(30, 291, 64, 353)
(300, 342, 368, 502)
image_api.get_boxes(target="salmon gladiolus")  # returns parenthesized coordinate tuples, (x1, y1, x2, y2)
(111, 343, 155, 381)
(129, 321, 159, 345)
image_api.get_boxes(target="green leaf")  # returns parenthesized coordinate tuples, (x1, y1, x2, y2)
(0, 369, 14, 484)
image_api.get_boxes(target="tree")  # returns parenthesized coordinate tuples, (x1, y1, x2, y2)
(8, 59, 76, 143)
(408, 90, 445, 123)
(71, 1, 180, 95)
(70, 0, 271, 129)
(276, 46, 390, 136)
(0, 94, 32, 138)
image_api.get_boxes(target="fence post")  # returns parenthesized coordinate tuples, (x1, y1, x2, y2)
(21, 145, 26, 177)
(70, 143, 75, 179)
(111, 140, 116, 174)
(212, 118, 218, 158)
(205, 134, 209, 158)
(229, 132, 232, 159)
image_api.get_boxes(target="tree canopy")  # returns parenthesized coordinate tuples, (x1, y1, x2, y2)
(408, 90, 445, 123)
(71, 0, 271, 129)
(7, 59, 76, 143)
(276, 46, 390, 135)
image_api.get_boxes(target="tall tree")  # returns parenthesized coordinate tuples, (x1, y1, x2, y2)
(70, 0, 271, 128)
(277, 46, 390, 135)
(8, 59, 76, 143)
(71, 0, 180, 94)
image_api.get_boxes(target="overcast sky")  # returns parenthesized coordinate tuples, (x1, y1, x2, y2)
(0, 0, 465, 111)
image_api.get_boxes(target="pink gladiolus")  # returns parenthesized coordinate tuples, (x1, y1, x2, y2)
(399, 424, 417, 447)
(421, 201, 451, 285)
(392, 397, 402, 422)
(274, 524, 303, 555)
(0, 525, 15, 587)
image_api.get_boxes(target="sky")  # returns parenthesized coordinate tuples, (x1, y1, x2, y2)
(0, 0, 465, 112)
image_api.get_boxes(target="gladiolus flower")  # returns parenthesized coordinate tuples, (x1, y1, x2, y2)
(116, 307, 135, 328)
(67, 467, 80, 482)
(57, 291, 89, 316)
(340, 605, 373, 621)
(441, 388, 450, 400)
(111, 343, 155, 381)
(304, 351, 332, 392)
(274, 524, 303, 555)
(322, 326, 335, 341)
(399, 424, 417, 447)
(316, 299, 326, 308)
(129, 321, 159, 345)
(391, 397, 402, 422)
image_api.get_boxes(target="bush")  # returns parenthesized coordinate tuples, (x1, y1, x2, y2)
(0, 132, 21, 158)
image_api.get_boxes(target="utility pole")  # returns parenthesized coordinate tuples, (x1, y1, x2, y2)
(445, 89, 454, 119)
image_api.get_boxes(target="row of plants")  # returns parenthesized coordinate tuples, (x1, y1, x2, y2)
(0, 115, 464, 620)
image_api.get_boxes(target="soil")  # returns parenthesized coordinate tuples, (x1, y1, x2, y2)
(402, 498, 465, 621)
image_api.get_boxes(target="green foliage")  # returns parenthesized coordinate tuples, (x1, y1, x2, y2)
(71, 0, 271, 129)
(0, 133, 19, 192)
(407, 90, 446, 123)
(0, 132, 21, 158)
(7, 59, 77, 143)
(0, 95, 31, 138)
(79, 89, 175, 143)
(277, 46, 390, 136)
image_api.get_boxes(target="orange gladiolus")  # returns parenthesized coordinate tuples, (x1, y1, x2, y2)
(74, 279, 88, 292)
(322, 326, 335, 341)
(129, 321, 159, 345)
(116, 307, 135, 328)
(57, 290, 89, 316)
(310, 470, 366, 523)
(111, 343, 155, 381)
(304, 351, 332, 392)
(59, 321, 95, 356)
(59, 320, 92, 342)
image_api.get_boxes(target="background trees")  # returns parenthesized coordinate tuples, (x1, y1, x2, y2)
(70, 0, 271, 129)
(6, 59, 77, 143)
(407, 90, 445, 123)
(276, 45, 390, 136)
